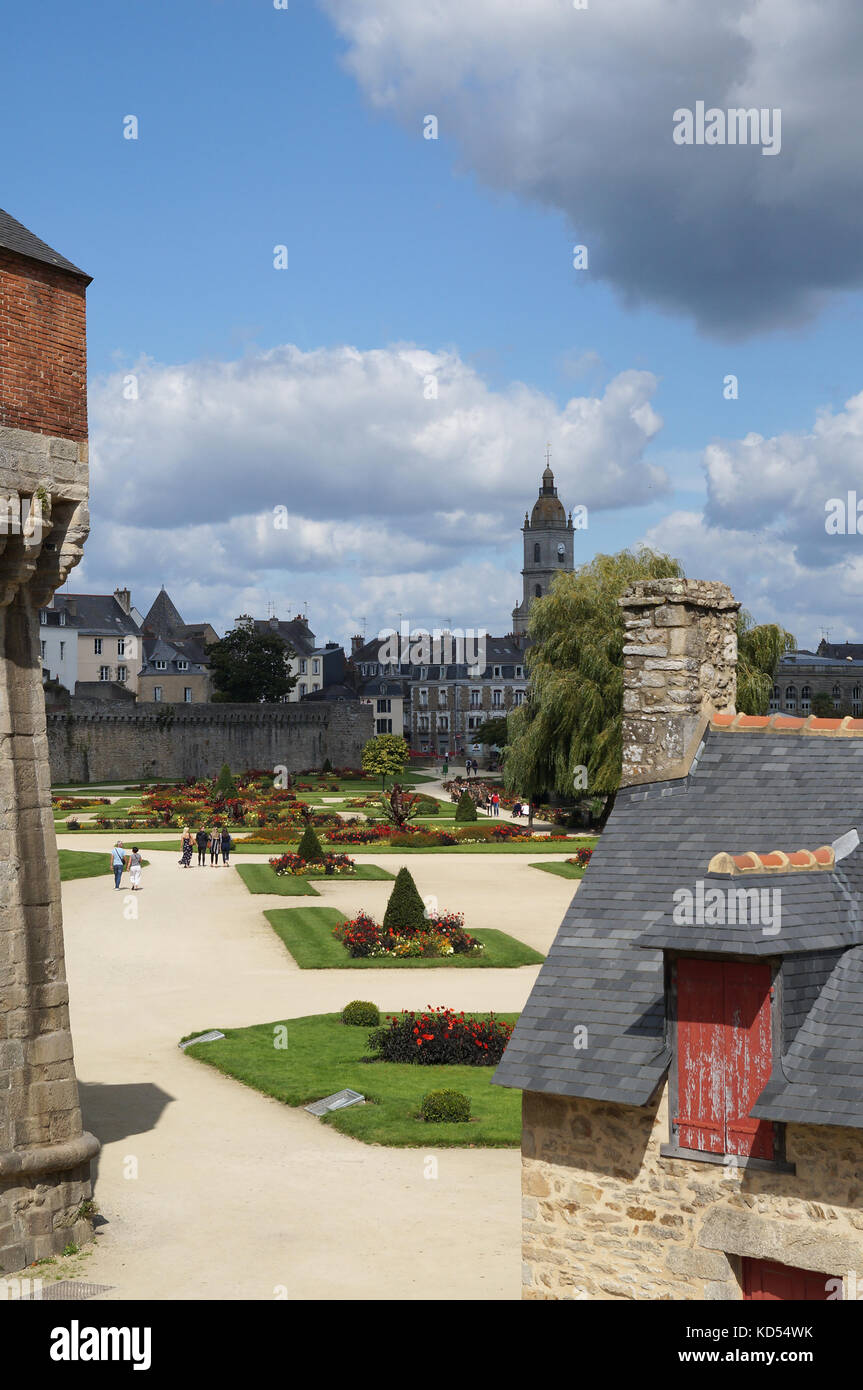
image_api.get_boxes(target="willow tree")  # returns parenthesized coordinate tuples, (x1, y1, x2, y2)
(503, 547, 684, 827)
(736, 610, 797, 713)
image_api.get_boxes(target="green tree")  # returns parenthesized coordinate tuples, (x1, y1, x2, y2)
(383, 867, 427, 933)
(811, 691, 837, 718)
(454, 789, 477, 821)
(475, 716, 508, 748)
(361, 733, 410, 790)
(297, 824, 325, 863)
(214, 762, 238, 797)
(504, 547, 684, 828)
(736, 611, 797, 714)
(208, 615, 297, 703)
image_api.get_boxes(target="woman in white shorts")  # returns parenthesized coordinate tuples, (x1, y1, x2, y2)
(129, 846, 143, 891)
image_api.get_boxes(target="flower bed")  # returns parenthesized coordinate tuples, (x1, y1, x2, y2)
(269, 851, 356, 877)
(368, 1006, 512, 1065)
(567, 848, 594, 868)
(333, 909, 481, 959)
(328, 824, 393, 844)
(53, 797, 111, 810)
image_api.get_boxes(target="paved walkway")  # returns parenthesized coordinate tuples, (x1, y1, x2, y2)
(53, 835, 577, 1300)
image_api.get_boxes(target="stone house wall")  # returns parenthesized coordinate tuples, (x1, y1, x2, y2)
(522, 1086, 863, 1300)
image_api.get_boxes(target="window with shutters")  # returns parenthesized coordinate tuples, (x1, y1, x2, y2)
(670, 956, 776, 1162)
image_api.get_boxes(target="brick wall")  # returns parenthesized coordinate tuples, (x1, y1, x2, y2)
(0, 251, 88, 441)
(47, 700, 373, 783)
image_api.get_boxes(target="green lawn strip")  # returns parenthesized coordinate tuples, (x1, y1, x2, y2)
(183, 1011, 521, 1147)
(58, 850, 149, 881)
(234, 865, 321, 897)
(528, 860, 587, 880)
(263, 906, 544, 969)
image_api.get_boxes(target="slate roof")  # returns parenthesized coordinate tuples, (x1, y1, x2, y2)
(352, 633, 528, 680)
(0, 207, 91, 282)
(493, 724, 863, 1129)
(52, 593, 140, 637)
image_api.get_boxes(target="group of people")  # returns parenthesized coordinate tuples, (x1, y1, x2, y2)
(179, 826, 232, 868)
(111, 842, 144, 890)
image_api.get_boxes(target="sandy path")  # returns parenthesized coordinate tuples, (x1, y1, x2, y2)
(55, 835, 576, 1300)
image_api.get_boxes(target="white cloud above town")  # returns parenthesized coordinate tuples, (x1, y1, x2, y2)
(320, 0, 863, 336)
(79, 343, 667, 638)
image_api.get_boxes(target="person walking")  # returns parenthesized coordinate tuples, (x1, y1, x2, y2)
(221, 828, 232, 866)
(195, 827, 208, 867)
(179, 827, 193, 868)
(492, 791, 500, 817)
(210, 825, 222, 867)
(111, 841, 127, 889)
(128, 846, 143, 891)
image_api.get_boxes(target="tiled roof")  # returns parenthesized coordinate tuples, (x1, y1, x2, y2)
(53, 594, 140, 636)
(0, 207, 91, 281)
(493, 724, 863, 1128)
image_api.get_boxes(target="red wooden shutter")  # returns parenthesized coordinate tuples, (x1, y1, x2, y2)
(676, 958, 773, 1159)
(724, 961, 774, 1160)
(743, 1258, 831, 1301)
(676, 958, 725, 1153)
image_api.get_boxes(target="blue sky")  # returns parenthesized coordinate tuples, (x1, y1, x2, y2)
(5, 0, 863, 647)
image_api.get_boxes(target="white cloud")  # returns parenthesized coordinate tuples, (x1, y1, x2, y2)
(320, 0, 863, 335)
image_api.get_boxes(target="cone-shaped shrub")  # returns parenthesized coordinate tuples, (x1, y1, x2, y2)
(297, 824, 325, 863)
(214, 762, 238, 797)
(383, 866, 427, 933)
(454, 789, 477, 821)
(322, 757, 333, 773)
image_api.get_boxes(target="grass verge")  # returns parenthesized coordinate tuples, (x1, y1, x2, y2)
(263, 906, 544, 969)
(183, 1011, 520, 1146)
(528, 860, 587, 880)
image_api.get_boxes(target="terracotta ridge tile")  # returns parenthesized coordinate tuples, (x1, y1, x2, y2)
(710, 712, 863, 736)
(707, 846, 836, 875)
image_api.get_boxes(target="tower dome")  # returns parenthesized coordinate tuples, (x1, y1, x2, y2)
(530, 465, 566, 527)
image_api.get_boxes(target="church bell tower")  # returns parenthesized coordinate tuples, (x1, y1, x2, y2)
(512, 453, 574, 636)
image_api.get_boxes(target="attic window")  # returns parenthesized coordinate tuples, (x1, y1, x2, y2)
(154, 659, 167, 671)
(177, 660, 188, 671)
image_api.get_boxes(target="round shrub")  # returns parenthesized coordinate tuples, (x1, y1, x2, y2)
(421, 1090, 472, 1123)
(341, 1000, 381, 1027)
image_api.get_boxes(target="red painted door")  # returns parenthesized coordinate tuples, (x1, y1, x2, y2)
(676, 958, 774, 1159)
(676, 958, 725, 1153)
(743, 1258, 832, 1300)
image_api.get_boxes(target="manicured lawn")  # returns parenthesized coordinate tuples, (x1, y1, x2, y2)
(183, 1011, 521, 1146)
(236, 863, 394, 896)
(58, 850, 149, 881)
(262, 906, 545, 969)
(235, 865, 321, 897)
(529, 860, 588, 879)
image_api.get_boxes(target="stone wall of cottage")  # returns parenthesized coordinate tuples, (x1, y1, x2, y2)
(47, 700, 373, 783)
(522, 1086, 863, 1300)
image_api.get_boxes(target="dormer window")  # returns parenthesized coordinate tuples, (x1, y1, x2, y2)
(39, 610, 47, 626)
(154, 659, 167, 671)
(177, 660, 188, 671)
(59, 611, 66, 626)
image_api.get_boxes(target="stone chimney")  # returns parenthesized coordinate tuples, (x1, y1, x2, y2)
(351, 634, 364, 656)
(619, 578, 740, 786)
(113, 586, 131, 614)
